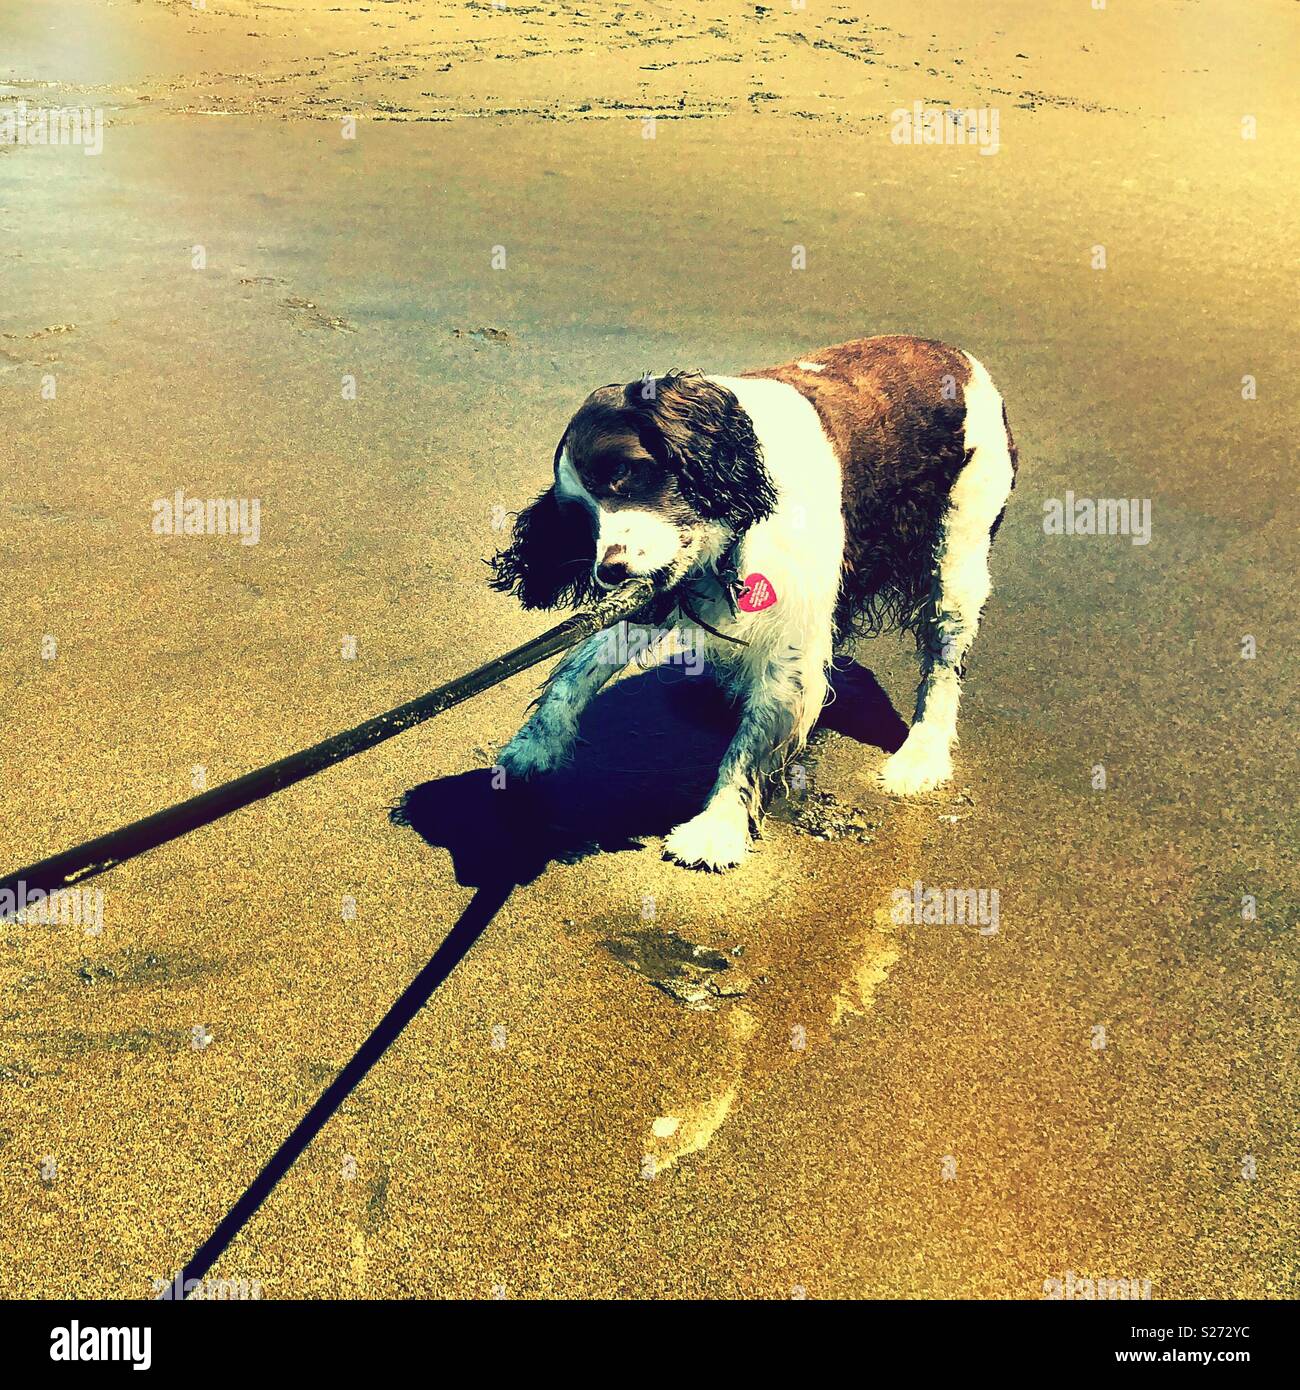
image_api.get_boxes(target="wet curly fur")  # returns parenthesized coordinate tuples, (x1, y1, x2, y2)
(834, 401, 973, 643)
(488, 484, 600, 610)
(751, 339, 1017, 648)
(489, 370, 776, 610)
(624, 371, 776, 530)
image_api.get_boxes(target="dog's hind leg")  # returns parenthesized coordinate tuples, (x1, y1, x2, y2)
(879, 354, 1016, 797)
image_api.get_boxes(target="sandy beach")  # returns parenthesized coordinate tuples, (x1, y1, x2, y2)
(1, 0, 1297, 1298)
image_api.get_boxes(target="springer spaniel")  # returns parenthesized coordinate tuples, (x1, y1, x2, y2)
(489, 335, 1018, 871)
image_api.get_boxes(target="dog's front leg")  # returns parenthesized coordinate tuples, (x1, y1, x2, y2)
(664, 659, 813, 871)
(497, 626, 629, 780)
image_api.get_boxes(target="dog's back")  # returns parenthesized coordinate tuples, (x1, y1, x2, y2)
(746, 335, 1018, 641)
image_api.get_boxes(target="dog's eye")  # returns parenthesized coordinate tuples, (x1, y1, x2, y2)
(603, 460, 633, 493)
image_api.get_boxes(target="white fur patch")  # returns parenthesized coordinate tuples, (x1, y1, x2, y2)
(698, 375, 845, 743)
(797, 360, 826, 372)
(555, 449, 598, 519)
(657, 376, 845, 861)
(938, 354, 1015, 620)
(878, 724, 954, 796)
(556, 448, 681, 584)
(663, 790, 751, 870)
(880, 350, 1014, 795)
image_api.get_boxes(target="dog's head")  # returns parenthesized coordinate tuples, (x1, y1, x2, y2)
(489, 372, 776, 609)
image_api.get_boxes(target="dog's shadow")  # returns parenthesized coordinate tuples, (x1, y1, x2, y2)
(392, 660, 907, 889)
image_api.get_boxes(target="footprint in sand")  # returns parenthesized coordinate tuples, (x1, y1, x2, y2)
(279, 295, 357, 333)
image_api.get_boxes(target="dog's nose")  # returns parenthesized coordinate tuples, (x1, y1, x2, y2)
(595, 545, 630, 588)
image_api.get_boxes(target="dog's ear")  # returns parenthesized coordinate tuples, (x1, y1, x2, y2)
(625, 371, 776, 531)
(488, 486, 597, 610)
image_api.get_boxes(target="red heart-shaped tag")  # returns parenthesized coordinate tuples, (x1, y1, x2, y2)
(738, 573, 778, 613)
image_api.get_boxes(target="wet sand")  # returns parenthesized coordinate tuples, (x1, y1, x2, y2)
(1, 0, 1297, 1297)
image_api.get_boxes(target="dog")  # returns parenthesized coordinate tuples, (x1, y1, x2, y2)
(489, 335, 1018, 870)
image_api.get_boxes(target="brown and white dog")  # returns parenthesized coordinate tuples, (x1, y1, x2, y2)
(490, 335, 1018, 870)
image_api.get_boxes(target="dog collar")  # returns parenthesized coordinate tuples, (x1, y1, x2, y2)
(670, 537, 751, 648)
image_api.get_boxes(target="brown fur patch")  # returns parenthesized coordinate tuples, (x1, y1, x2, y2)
(746, 335, 988, 639)
(558, 385, 662, 507)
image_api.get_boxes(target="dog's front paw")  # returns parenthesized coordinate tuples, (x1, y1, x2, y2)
(496, 723, 573, 781)
(878, 729, 953, 797)
(664, 795, 751, 871)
